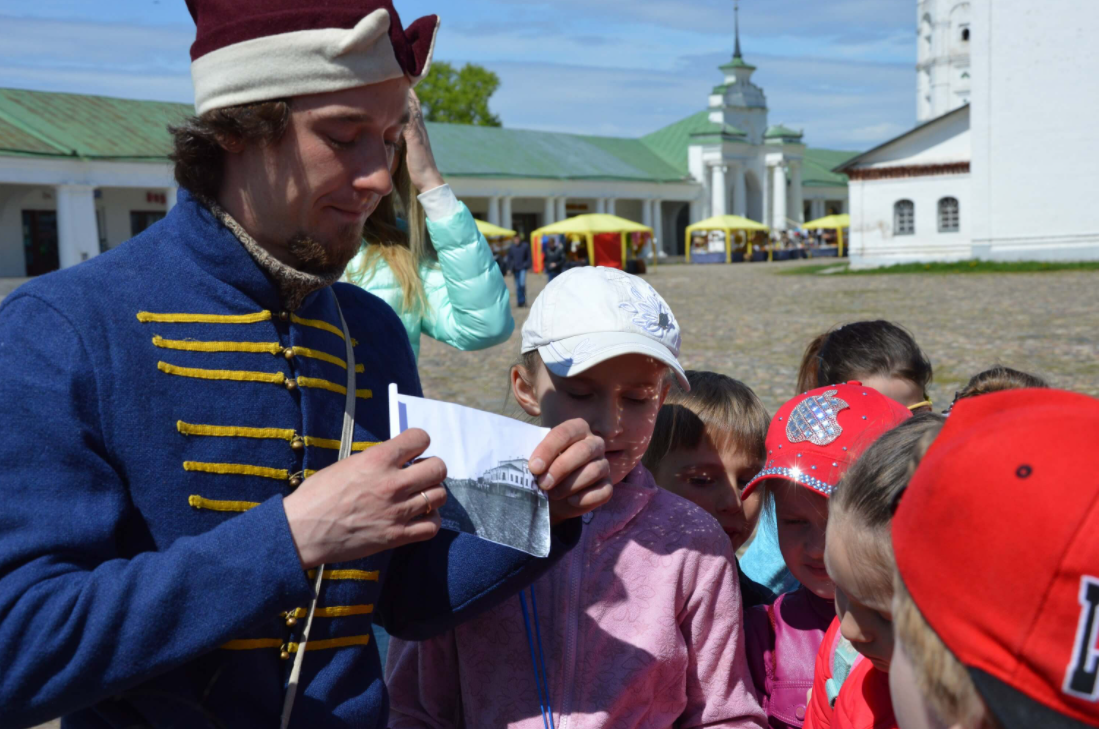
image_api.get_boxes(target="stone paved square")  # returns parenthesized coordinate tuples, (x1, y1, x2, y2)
(418, 262, 1099, 417)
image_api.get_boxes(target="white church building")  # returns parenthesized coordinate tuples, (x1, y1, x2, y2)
(841, 0, 1099, 265)
(0, 11, 853, 278)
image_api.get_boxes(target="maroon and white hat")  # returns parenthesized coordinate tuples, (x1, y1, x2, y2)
(186, 0, 439, 115)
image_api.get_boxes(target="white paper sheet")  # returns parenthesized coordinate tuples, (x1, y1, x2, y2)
(388, 384, 553, 557)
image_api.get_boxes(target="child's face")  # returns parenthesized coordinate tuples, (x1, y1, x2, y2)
(651, 433, 762, 551)
(514, 354, 670, 485)
(889, 637, 953, 729)
(862, 374, 928, 412)
(772, 480, 834, 600)
(825, 515, 895, 672)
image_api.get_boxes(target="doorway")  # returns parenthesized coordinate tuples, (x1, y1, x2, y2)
(22, 210, 59, 276)
(512, 213, 538, 240)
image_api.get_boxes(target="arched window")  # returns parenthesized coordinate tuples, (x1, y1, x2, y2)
(938, 197, 960, 232)
(894, 200, 915, 235)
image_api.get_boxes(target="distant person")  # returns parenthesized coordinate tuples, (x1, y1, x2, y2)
(643, 370, 775, 607)
(505, 235, 532, 307)
(345, 91, 514, 361)
(387, 267, 767, 729)
(948, 364, 1049, 411)
(543, 237, 565, 281)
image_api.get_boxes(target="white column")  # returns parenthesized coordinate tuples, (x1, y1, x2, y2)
(811, 198, 826, 220)
(556, 197, 567, 220)
(606, 198, 616, 216)
(761, 166, 770, 228)
(641, 199, 653, 229)
(56, 184, 99, 269)
(711, 165, 727, 217)
(543, 197, 556, 225)
(652, 200, 663, 253)
(166, 187, 179, 212)
(772, 163, 787, 231)
(488, 196, 501, 226)
(731, 163, 746, 217)
(595, 198, 607, 215)
(789, 161, 803, 226)
(500, 196, 513, 231)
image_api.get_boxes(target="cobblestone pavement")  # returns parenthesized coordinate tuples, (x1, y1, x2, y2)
(419, 261, 1099, 416)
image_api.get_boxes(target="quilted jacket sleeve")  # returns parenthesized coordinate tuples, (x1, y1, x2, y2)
(419, 202, 515, 351)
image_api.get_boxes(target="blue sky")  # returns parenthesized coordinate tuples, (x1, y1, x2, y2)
(0, 0, 918, 151)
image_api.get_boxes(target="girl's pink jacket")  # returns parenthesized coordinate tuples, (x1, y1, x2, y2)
(385, 465, 767, 729)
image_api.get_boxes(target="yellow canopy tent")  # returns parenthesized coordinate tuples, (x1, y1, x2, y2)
(474, 219, 518, 238)
(802, 213, 850, 258)
(684, 215, 770, 263)
(530, 214, 654, 272)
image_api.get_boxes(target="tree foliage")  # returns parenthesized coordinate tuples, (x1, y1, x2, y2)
(417, 61, 503, 127)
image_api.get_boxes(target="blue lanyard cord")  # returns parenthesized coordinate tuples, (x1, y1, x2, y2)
(529, 587, 554, 722)
(519, 588, 555, 729)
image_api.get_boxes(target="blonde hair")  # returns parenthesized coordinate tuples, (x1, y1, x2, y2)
(642, 371, 769, 472)
(893, 575, 1001, 729)
(830, 414, 944, 588)
(346, 148, 435, 313)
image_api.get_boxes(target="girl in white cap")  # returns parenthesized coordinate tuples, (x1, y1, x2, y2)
(386, 266, 766, 729)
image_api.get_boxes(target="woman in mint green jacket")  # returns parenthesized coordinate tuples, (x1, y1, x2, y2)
(345, 91, 514, 360)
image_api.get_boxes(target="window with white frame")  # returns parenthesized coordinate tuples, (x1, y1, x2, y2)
(894, 200, 915, 235)
(938, 197, 960, 233)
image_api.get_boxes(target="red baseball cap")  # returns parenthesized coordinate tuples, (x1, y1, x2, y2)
(893, 388, 1099, 728)
(742, 382, 912, 500)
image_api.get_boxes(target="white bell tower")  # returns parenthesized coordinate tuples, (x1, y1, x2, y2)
(916, 0, 972, 122)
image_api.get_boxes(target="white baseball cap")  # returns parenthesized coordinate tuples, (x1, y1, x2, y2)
(521, 266, 689, 390)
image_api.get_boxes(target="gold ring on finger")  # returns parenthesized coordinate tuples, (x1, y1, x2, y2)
(420, 490, 432, 515)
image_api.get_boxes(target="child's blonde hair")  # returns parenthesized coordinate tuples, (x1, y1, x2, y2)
(893, 575, 1002, 729)
(642, 371, 769, 473)
(346, 146, 434, 313)
(830, 413, 945, 588)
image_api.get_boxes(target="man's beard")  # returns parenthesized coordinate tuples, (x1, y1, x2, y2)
(286, 224, 361, 278)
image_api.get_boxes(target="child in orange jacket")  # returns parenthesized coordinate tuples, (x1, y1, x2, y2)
(804, 414, 945, 729)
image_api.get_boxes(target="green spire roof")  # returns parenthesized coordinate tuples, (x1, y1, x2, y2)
(765, 124, 804, 140)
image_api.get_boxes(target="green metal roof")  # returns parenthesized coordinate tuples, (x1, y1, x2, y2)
(0, 88, 856, 188)
(0, 87, 687, 182)
(0, 87, 191, 160)
(424, 122, 686, 182)
(802, 148, 859, 187)
(719, 57, 756, 71)
(765, 124, 803, 140)
(640, 110, 714, 175)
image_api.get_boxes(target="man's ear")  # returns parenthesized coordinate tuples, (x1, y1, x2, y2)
(658, 378, 673, 408)
(511, 364, 541, 417)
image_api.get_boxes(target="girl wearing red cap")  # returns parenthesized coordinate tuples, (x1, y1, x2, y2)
(803, 413, 945, 729)
(741, 383, 911, 729)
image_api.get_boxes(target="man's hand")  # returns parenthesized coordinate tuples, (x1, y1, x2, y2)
(283, 428, 447, 569)
(528, 419, 614, 525)
(402, 90, 445, 193)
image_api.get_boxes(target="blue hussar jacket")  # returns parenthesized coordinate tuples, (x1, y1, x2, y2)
(0, 190, 579, 729)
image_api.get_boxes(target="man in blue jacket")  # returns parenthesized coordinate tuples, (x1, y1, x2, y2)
(0, 2, 612, 727)
(506, 236, 533, 307)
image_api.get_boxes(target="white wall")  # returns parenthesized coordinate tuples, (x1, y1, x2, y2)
(98, 187, 170, 249)
(970, 0, 1099, 260)
(848, 173, 972, 266)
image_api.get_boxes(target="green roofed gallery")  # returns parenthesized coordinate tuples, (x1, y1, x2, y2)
(0, 26, 854, 277)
